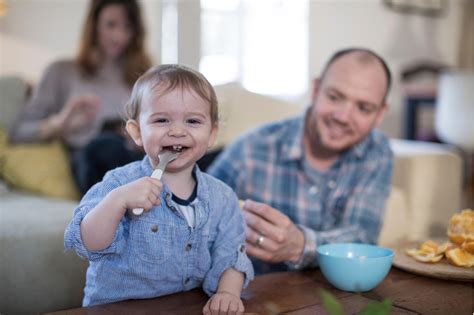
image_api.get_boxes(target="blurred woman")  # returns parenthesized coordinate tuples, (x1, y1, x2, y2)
(11, 0, 152, 194)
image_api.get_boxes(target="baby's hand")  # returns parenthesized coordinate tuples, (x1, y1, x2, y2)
(113, 177, 163, 214)
(202, 291, 244, 315)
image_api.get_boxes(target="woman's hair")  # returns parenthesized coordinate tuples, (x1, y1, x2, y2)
(124, 64, 219, 126)
(76, 0, 152, 86)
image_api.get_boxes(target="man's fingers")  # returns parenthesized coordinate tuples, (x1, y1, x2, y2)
(243, 199, 288, 225)
(246, 226, 278, 251)
(245, 241, 274, 262)
(244, 210, 282, 244)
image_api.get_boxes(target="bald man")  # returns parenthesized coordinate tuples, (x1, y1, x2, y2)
(208, 48, 394, 274)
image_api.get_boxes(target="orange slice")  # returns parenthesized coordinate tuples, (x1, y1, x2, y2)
(406, 248, 444, 263)
(445, 248, 474, 268)
(461, 241, 474, 255)
(419, 240, 439, 253)
(447, 209, 474, 245)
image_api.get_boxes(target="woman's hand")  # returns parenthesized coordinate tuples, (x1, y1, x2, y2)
(43, 94, 102, 138)
(203, 291, 244, 315)
(60, 94, 102, 133)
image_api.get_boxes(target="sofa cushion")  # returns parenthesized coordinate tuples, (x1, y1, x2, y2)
(0, 129, 80, 200)
(214, 83, 303, 147)
(0, 191, 86, 313)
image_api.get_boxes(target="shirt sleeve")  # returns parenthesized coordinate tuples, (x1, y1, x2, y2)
(289, 146, 394, 270)
(64, 173, 127, 261)
(202, 188, 254, 295)
(10, 61, 68, 143)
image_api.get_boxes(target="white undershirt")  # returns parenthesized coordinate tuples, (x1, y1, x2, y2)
(174, 202, 196, 228)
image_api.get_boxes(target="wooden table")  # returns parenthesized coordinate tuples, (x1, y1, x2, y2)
(46, 268, 473, 314)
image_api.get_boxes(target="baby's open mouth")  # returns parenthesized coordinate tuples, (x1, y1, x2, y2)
(163, 145, 188, 153)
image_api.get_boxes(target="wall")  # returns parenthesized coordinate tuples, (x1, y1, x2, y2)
(0, 0, 161, 83)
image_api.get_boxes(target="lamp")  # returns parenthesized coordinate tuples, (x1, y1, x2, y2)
(435, 70, 474, 151)
(435, 70, 474, 189)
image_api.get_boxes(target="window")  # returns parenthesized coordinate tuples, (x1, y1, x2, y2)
(161, 0, 178, 64)
(163, 0, 309, 100)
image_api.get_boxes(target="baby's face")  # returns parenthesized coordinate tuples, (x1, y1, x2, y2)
(137, 86, 217, 173)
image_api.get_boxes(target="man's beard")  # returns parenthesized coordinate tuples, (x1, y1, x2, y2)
(303, 108, 349, 160)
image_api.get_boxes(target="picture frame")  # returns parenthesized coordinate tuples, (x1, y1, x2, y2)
(383, 0, 446, 17)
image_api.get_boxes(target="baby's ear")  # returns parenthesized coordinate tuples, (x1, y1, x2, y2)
(125, 120, 143, 147)
(207, 125, 218, 149)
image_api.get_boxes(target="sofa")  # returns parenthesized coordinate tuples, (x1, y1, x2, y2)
(0, 79, 463, 314)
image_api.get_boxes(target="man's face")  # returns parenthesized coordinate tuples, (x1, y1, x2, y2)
(306, 55, 388, 156)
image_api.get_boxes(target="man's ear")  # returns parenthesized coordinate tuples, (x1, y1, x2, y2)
(311, 78, 321, 103)
(125, 119, 143, 147)
(375, 101, 390, 127)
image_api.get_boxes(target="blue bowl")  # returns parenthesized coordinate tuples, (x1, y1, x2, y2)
(317, 243, 394, 292)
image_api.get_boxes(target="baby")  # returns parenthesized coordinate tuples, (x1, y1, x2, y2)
(64, 64, 254, 314)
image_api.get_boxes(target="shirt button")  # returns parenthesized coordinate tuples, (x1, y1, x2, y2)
(328, 180, 336, 189)
(239, 245, 246, 252)
(309, 186, 319, 195)
(184, 277, 190, 284)
(185, 244, 192, 251)
(151, 224, 158, 233)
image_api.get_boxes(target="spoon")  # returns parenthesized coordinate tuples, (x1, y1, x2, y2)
(132, 150, 179, 216)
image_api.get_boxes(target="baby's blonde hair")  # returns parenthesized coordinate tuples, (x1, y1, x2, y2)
(124, 64, 218, 126)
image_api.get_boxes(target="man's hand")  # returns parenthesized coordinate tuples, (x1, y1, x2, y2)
(242, 199, 304, 263)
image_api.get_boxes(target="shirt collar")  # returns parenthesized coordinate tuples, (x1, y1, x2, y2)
(140, 155, 154, 174)
(281, 115, 305, 162)
(351, 133, 372, 159)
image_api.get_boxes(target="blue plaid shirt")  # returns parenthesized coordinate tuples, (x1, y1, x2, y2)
(64, 157, 254, 306)
(208, 115, 393, 274)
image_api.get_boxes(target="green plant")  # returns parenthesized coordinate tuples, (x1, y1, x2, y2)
(320, 289, 392, 315)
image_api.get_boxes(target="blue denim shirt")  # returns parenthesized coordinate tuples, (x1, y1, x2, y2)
(64, 157, 254, 306)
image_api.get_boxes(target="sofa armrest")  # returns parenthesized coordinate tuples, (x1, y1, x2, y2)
(214, 83, 303, 148)
(390, 139, 463, 240)
(378, 187, 410, 245)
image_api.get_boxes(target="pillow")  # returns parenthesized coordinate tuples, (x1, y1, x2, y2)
(0, 129, 80, 200)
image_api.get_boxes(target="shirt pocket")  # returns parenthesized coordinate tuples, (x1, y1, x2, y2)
(129, 220, 174, 264)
